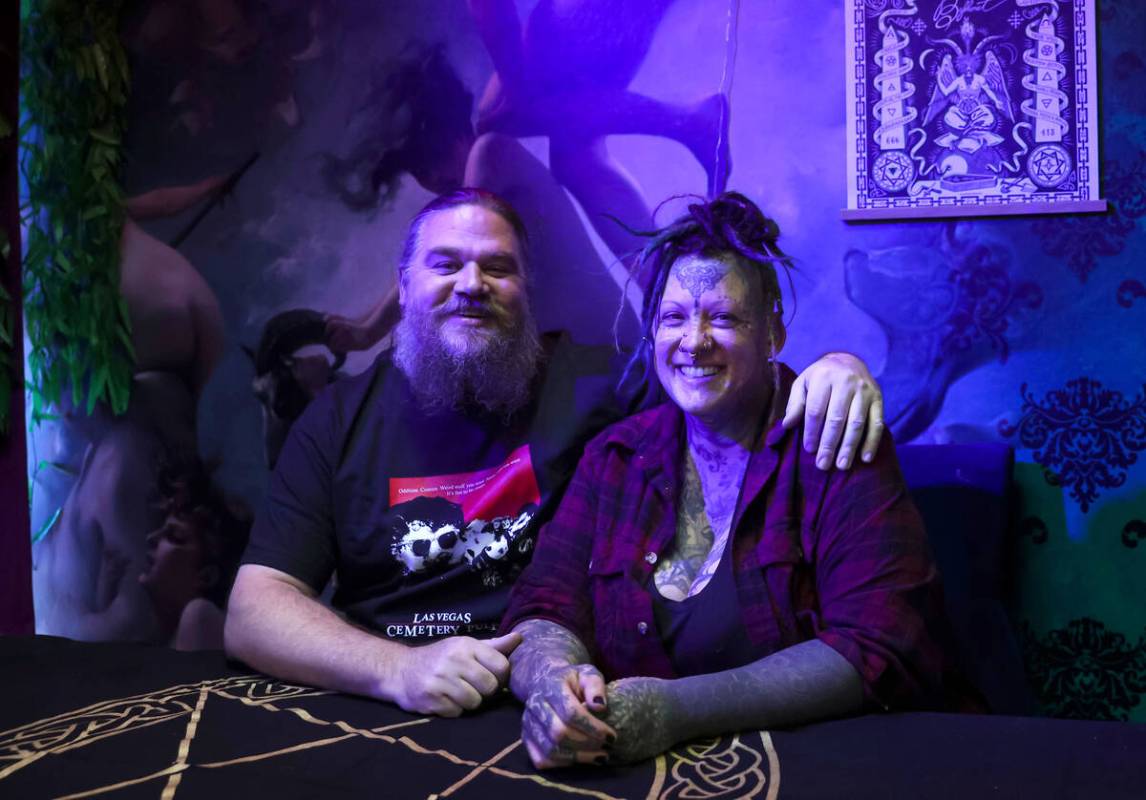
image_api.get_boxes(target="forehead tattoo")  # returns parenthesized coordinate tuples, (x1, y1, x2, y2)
(674, 258, 730, 301)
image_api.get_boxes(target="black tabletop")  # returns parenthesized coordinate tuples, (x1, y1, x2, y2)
(2, 636, 1143, 799)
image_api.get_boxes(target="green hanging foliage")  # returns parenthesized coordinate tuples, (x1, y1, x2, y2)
(19, 0, 133, 424)
(0, 188, 12, 435)
(1, 64, 13, 435)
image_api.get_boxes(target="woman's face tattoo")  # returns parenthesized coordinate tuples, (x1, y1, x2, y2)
(653, 255, 777, 435)
(675, 257, 727, 302)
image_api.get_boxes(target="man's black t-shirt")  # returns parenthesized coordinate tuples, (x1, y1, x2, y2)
(242, 332, 629, 641)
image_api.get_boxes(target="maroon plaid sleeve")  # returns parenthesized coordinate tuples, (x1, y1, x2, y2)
(809, 436, 950, 710)
(499, 436, 603, 644)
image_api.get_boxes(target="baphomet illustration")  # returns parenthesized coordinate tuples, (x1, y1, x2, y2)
(923, 18, 1015, 184)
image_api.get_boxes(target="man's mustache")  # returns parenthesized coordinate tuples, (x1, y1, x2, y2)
(437, 297, 511, 324)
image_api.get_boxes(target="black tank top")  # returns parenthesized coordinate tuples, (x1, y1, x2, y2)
(648, 546, 764, 677)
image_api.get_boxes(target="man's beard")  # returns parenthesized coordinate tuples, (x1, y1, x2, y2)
(393, 298, 544, 418)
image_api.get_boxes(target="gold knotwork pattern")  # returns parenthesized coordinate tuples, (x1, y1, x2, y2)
(0, 675, 326, 780)
(0, 675, 779, 799)
(654, 733, 779, 800)
(207, 676, 331, 705)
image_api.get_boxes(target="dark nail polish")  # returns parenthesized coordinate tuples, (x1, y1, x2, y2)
(594, 755, 609, 766)
(593, 696, 605, 706)
(605, 733, 616, 745)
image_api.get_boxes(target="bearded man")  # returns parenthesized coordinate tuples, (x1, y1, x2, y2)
(225, 189, 885, 716)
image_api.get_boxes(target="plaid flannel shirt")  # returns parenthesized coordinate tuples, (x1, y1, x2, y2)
(502, 368, 965, 711)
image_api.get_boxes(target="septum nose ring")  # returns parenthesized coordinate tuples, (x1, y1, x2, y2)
(678, 335, 714, 361)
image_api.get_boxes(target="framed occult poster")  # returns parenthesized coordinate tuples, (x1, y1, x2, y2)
(844, 0, 1105, 220)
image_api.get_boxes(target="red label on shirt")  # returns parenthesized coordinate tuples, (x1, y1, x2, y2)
(389, 445, 540, 523)
(387, 446, 541, 578)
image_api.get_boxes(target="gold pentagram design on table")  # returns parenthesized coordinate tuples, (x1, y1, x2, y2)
(0, 676, 780, 799)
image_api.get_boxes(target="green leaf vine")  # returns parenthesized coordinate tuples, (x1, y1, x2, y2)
(19, 0, 133, 425)
(0, 200, 12, 435)
(1, 42, 14, 435)
(0, 218, 11, 435)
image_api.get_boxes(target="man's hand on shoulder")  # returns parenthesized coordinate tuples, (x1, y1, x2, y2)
(782, 352, 884, 471)
(386, 632, 522, 717)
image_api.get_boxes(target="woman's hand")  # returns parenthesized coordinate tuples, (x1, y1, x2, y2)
(521, 663, 615, 769)
(600, 677, 678, 764)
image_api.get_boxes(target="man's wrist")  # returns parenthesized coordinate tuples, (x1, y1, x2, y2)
(369, 636, 412, 704)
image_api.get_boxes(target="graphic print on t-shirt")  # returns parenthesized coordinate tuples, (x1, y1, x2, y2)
(387, 445, 540, 587)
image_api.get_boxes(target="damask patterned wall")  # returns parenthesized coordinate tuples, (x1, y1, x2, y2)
(23, 0, 1145, 719)
(857, 1, 1146, 721)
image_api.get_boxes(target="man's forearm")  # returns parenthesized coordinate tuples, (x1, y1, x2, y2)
(508, 619, 594, 701)
(662, 639, 863, 739)
(224, 567, 407, 702)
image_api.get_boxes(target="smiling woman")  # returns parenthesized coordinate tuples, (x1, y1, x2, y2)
(653, 253, 783, 441)
(501, 192, 980, 769)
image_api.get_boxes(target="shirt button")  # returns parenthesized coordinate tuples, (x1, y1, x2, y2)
(644, 552, 658, 565)
(637, 621, 649, 635)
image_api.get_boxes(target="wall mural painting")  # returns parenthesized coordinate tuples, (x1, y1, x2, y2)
(17, 0, 1146, 723)
(845, 0, 1102, 219)
(25, 0, 736, 653)
(844, 224, 1042, 442)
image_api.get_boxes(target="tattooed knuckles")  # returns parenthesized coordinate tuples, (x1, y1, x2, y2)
(522, 694, 603, 767)
(521, 664, 614, 768)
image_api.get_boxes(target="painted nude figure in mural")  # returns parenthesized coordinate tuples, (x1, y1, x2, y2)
(468, 0, 730, 245)
(324, 0, 731, 354)
(122, 0, 329, 134)
(119, 176, 230, 397)
(32, 169, 249, 646)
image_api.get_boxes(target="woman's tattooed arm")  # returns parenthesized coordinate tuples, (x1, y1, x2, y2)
(508, 619, 593, 700)
(509, 619, 617, 768)
(601, 639, 864, 764)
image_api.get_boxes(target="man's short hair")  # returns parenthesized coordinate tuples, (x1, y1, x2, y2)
(398, 188, 530, 278)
